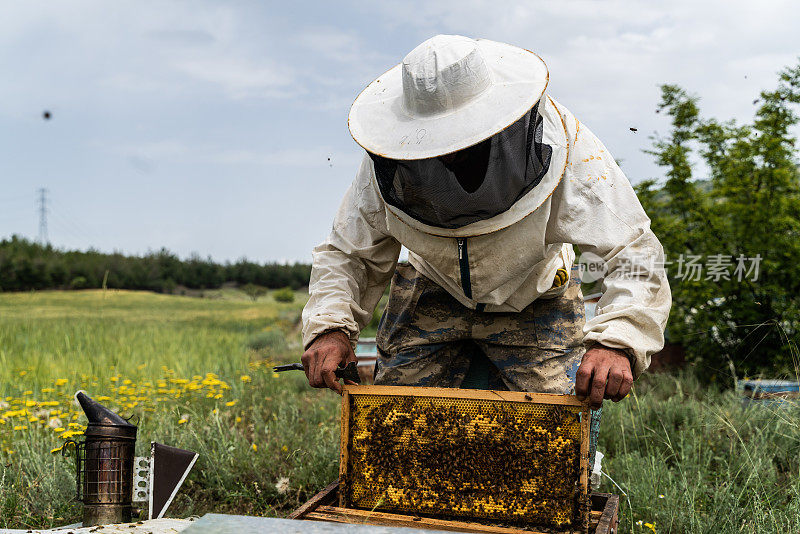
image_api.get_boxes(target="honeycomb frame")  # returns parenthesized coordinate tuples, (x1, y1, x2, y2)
(339, 385, 590, 530)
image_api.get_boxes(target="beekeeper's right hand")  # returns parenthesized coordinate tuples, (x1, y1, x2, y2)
(301, 329, 357, 395)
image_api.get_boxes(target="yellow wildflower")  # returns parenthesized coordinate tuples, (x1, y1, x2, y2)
(178, 418, 187, 424)
(240, 375, 251, 383)
(54, 427, 65, 432)
(41, 387, 54, 393)
(251, 443, 258, 452)
(272, 373, 279, 379)
(281, 445, 288, 452)
(235, 417, 242, 423)
(225, 400, 238, 407)
(644, 523, 656, 533)
(51, 445, 65, 454)
(23, 390, 32, 396)
(54, 378, 68, 386)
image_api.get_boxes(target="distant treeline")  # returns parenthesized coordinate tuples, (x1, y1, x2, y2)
(0, 236, 311, 292)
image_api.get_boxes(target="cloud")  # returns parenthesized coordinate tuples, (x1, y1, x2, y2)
(174, 56, 298, 99)
(297, 27, 365, 64)
(147, 29, 216, 45)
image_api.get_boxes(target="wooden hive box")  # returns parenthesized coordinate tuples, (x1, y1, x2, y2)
(338, 385, 592, 533)
(291, 482, 620, 534)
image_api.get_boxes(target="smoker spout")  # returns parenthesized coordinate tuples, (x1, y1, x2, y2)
(75, 391, 135, 428)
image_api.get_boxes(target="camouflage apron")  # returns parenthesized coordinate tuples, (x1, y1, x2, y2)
(375, 263, 586, 393)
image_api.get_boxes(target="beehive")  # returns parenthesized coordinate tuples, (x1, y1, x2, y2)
(339, 386, 590, 530)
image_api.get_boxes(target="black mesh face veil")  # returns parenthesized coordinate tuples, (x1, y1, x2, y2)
(370, 99, 552, 229)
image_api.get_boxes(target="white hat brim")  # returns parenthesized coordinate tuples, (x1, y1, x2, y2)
(348, 39, 549, 160)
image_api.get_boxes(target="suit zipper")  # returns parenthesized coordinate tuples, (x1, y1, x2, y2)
(457, 237, 472, 300)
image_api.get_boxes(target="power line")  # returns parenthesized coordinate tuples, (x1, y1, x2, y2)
(51, 203, 102, 243)
(49, 208, 99, 245)
(37, 187, 48, 244)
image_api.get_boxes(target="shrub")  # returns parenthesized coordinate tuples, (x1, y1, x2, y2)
(69, 276, 88, 289)
(272, 287, 295, 303)
(246, 328, 287, 352)
(241, 283, 268, 302)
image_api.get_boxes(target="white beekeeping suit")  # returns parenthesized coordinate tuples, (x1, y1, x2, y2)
(302, 35, 671, 378)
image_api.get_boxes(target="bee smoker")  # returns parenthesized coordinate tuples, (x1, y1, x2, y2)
(72, 391, 137, 526)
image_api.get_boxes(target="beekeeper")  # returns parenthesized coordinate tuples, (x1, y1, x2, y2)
(301, 35, 671, 408)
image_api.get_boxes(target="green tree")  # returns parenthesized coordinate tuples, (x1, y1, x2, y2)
(637, 61, 800, 381)
(0, 236, 312, 292)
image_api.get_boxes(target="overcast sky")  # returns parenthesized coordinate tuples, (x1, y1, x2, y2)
(1, 1, 798, 262)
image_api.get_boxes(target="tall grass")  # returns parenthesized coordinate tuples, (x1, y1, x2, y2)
(0, 289, 340, 528)
(599, 372, 800, 532)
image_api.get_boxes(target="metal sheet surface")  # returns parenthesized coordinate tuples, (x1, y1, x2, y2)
(181, 514, 453, 534)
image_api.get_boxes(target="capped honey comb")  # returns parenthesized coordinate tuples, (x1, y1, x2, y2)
(340, 386, 590, 530)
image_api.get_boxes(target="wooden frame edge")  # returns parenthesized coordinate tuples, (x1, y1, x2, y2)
(312, 505, 554, 534)
(595, 493, 619, 533)
(287, 480, 339, 520)
(338, 389, 350, 508)
(578, 404, 590, 532)
(342, 384, 587, 407)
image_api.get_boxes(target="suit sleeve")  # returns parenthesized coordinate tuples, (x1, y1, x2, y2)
(546, 121, 672, 378)
(301, 154, 402, 349)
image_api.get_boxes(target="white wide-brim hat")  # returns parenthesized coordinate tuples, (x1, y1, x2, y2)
(348, 35, 549, 160)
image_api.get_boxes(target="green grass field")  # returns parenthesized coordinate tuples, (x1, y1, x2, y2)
(1, 290, 798, 532)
